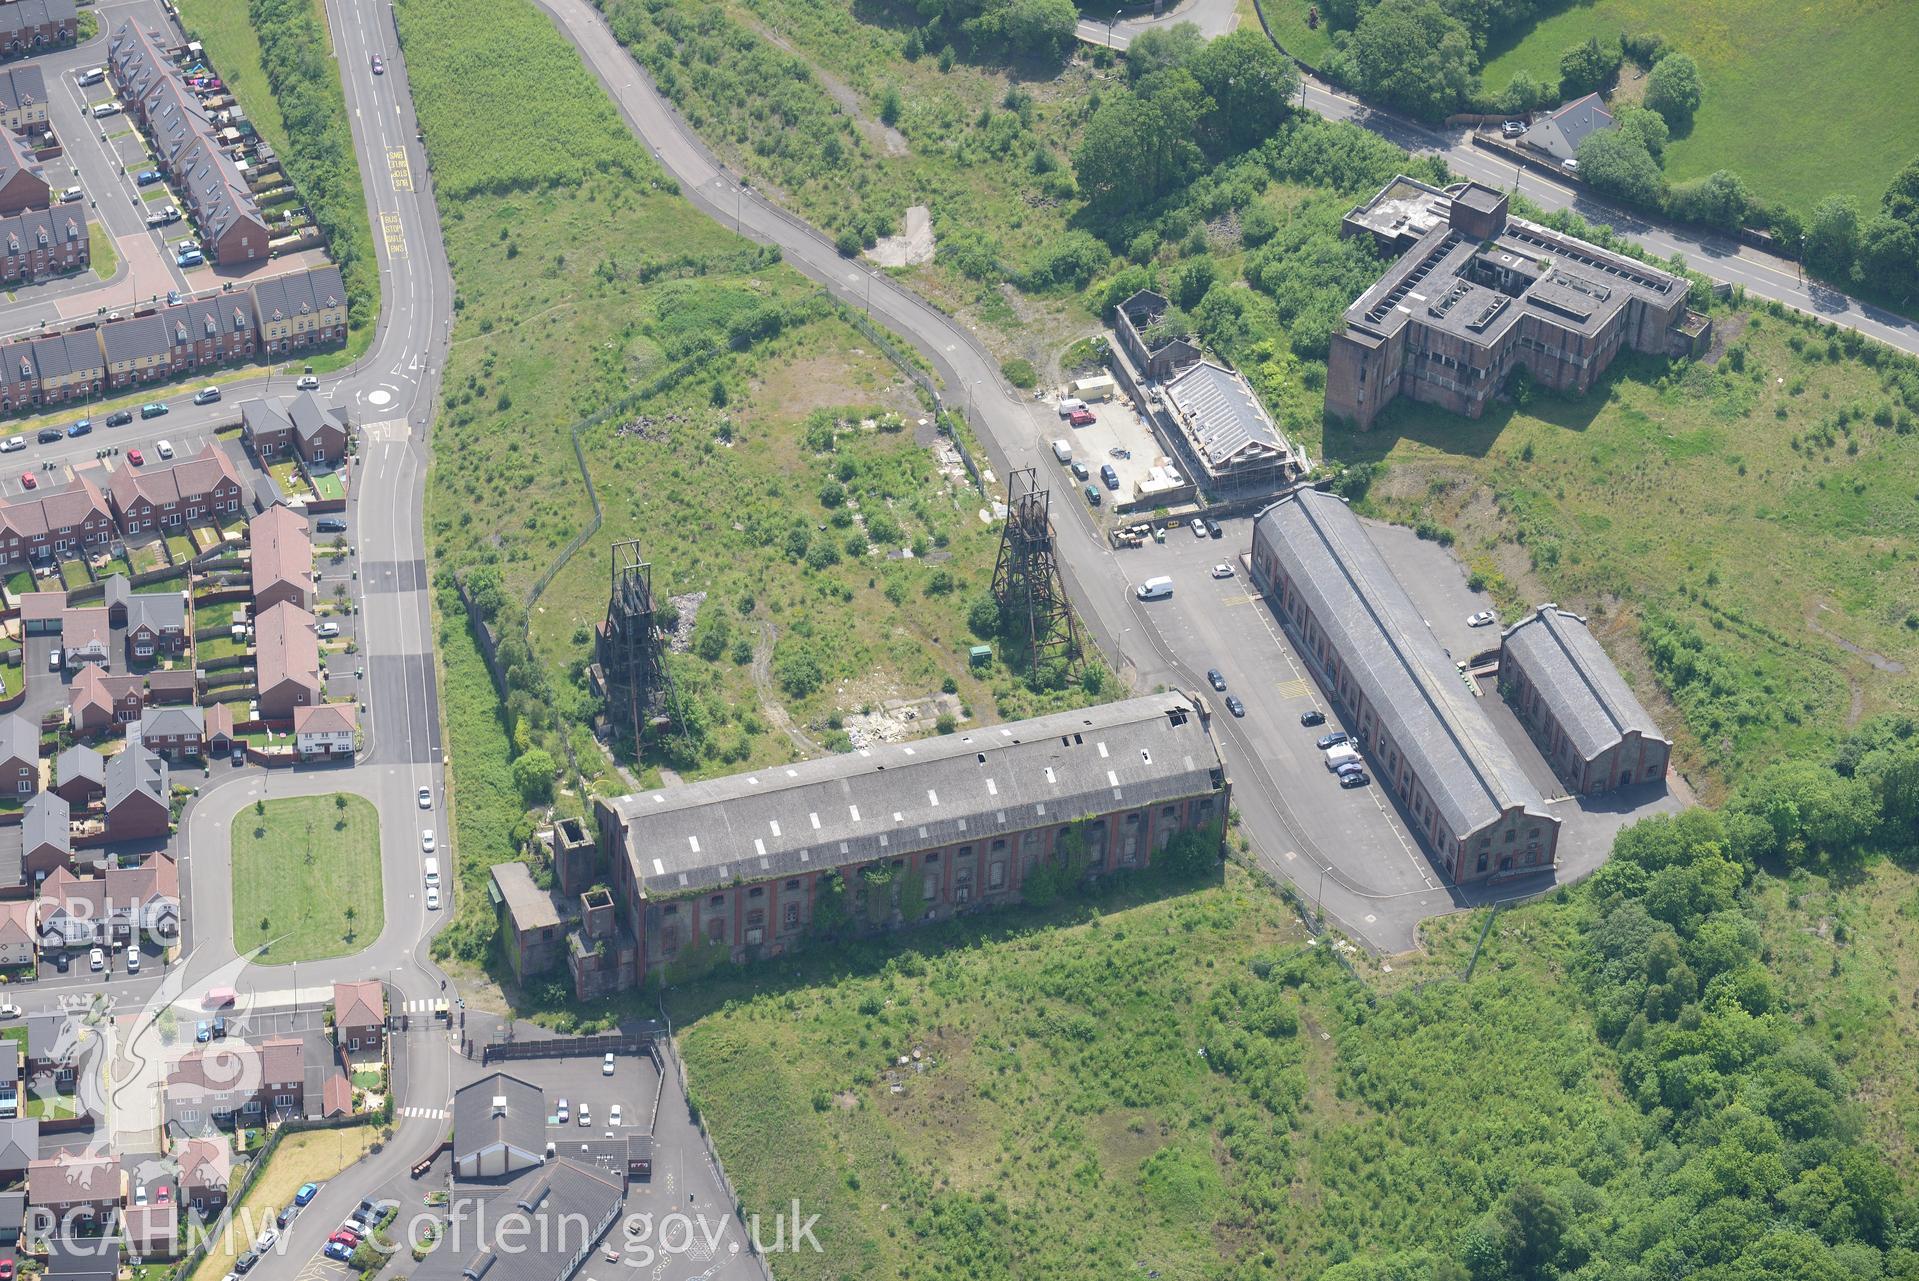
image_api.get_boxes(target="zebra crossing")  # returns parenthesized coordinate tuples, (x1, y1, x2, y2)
(398, 1105, 447, 1119)
(400, 998, 443, 1013)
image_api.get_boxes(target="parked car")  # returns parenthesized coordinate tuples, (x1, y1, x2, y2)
(1204, 518, 1222, 539)
(316, 621, 341, 639)
(21, 472, 38, 491)
(1466, 610, 1497, 627)
(136, 169, 164, 185)
(609, 1103, 623, 1126)
(1210, 562, 1234, 579)
(1083, 482, 1100, 507)
(77, 68, 105, 86)
(89, 101, 121, 118)
(134, 1185, 147, 1207)
(421, 830, 435, 854)
(126, 949, 139, 973)
(1224, 695, 1245, 717)
(1069, 460, 1089, 481)
(316, 517, 347, 533)
(58, 185, 83, 202)
(1189, 517, 1206, 539)
(1335, 759, 1366, 778)
(212, 1016, 227, 1038)
(425, 886, 441, 910)
(603, 1051, 616, 1076)
(1299, 709, 1326, 727)
(322, 1242, 353, 1263)
(1339, 770, 1370, 788)
(167, 289, 183, 305)
(1099, 463, 1118, 490)
(52, 952, 69, 972)
(48, 647, 61, 671)
(177, 249, 204, 267)
(106, 410, 133, 427)
(195, 1020, 209, 1042)
(66, 418, 91, 437)
(192, 386, 221, 405)
(556, 1098, 569, 1123)
(128, 449, 145, 465)
(296, 374, 320, 390)
(295, 1183, 320, 1207)
(1501, 121, 1525, 137)
(36, 426, 61, 443)
(578, 1103, 592, 1127)
(256, 1229, 279, 1252)
(1067, 409, 1095, 427)
(1315, 731, 1349, 750)
(233, 1251, 257, 1274)
(1206, 668, 1226, 692)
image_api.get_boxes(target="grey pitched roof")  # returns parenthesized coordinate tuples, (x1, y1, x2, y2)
(0, 64, 46, 116)
(242, 390, 343, 444)
(139, 705, 203, 741)
(22, 790, 67, 855)
(489, 863, 560, 931)
(0, 712, 35, 764)
(416, 1158, 624, 1281)
(0, 0, 74, 41)
(602, 693, 1223, 897)
(104, 740, 167, 812)
(1500, 606, 1669, 764)
(0, 203, 87, 260)
(451, 1072, 544, 1168)
(55, 744, 105, 788)
(1162, 360, 1290, 470)
(250, 266, 346, 327)
(123, 588, 187, 635)
(1525, 92, 1613, 163)
(100, 313, 172, 367)
(1253, 490, 1554, 842)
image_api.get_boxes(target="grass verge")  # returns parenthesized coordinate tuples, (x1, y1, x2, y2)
(89, 223, 117, 280)
(232, 793, 384, 962)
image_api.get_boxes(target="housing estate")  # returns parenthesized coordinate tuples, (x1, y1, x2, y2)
(106, 575, 190, 661)
(0, 64, 48, 133)
(1499, 605, 1671, 795)
(241, 392, 346, 464)
(1324, 177, 1700, 430)
(254, 600, 320, 720)
(332, 980, 384, 1056)
(1250, 489, 1561, 881)
(589, 694, 1229, 988)
(0, 128, 47, 216)
(165, 1035, 306, 1133)
(0, 0, 76, 61)
(0, 475, 113, 572)
(292, 702, 355, 758)
(247, 502, 312, 610)
(0, 202, 90, 286)
(0, 712, 35, 796)
(107, 441, 245, 533)
(102, 740, 169, 841)
(26, 1150, 119, 1225)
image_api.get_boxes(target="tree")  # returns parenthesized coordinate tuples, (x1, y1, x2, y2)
(1669, 170, 1751, 231)
(1857, 215, 1919, 297)
(1806, 194, 1861, 276)
(1557, 35, 1621, 98)
(1497, 70, 1553, 114)
(1189, 30, 1299, 152)
(1494, 1183, 1572, 1279)
(1124, 22, 1203, 82)
(878, 86, 901, 127)
(1073, 73, 1209, 217)
(1612, 103, 1669, 159)
(1002, 0, 1078, 60)
(1575, 129, 1663, 206)
(1883, 155, 1919, 228)
(1342, 0, 1474, 121)
(512, 748, 556, 806)
(1644, 52, 1703, 128)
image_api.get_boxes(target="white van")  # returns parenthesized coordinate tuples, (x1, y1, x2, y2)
(1051, 440, 1072, 464)
(1056, 397, 1088, 418)
(1135, 576, 1173, 601)
(156, 439, 174, 459)
(1325, 744, 1362, 771)
(423, 858, 440, 888)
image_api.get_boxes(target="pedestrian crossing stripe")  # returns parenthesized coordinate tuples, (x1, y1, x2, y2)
(1273, 677, 1312, 699)
(399, 1105, 447, 1119)
(402, 998, 439, 1012)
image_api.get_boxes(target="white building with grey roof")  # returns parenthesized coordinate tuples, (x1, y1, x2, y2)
(594, 693, 1228, 979)
(1251, 489, 1560, 882)
(1498, 605, 1670, 795)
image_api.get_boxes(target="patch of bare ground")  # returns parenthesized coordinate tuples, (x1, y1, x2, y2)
(743, 351, 917, 426)
(1704, 310, 1747, 364)
(1089, 1109, 1170, 1175)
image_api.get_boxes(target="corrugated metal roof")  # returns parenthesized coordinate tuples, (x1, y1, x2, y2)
(1163, 361, 1289, 470)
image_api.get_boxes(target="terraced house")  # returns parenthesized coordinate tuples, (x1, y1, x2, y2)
(594, 694, 1229, 982)
(0, 475, 114, 571)
(0, 0, 75, 61)
(0, 64, 48, 133)
(0, 203, 88, 287)
(106, 442, 245, 534)
(103, 311, 191, 388)
(108, 21, 271, 266)
(16, 329, 103, 407)
(251, 267, 348, 353)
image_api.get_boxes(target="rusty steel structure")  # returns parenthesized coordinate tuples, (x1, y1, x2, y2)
(990, 468, 1080, 674)
(595, 540, 677, 747)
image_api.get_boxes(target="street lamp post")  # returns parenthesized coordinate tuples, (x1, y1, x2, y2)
(1107, 10, 1120, 48)
(1316, 865, 1332, 930)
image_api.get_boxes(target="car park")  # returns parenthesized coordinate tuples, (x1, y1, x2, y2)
(323, 1242, 353, 1263)
(136, 169, 164, 185)
(295, 1183, 319, 1206)
(35, 427, 60, 443)
(19, 472, 34, 491)
(1466, 610, 1497, 627)
(579, 1103, 592, 1127)
(1225, 695, 1245, 717)
(192, 386, 221, 404)
(67, 418, 91, 437)
(1204, 518, 1222, 539)
(1210, 563, 1234, 579)
(1339, 770, 1370, 788)
(609, 1103, 623, 1126)
(1100, 463, 1119, 490)
(106, 410, 133, 427)
(1315, 731, 1349, 750)
(89, 947, 104, 971)
(603, 1051, 616, 1075)
(1206, 669, 1226, 691)
(1299, 709, 1326, 727)
(556, 1098, 568, 1123)
(1190, 517, 1207, 538)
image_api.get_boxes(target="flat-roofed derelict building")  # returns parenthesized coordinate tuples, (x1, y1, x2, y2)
(595, 694, 1228, 977)
(1325, 176, 1700, 431)
(1251, 490, 1561, 882)
(1499, 605, 1670, 795)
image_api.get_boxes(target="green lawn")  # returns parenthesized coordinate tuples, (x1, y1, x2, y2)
(1480, 0, 1919, 213)
(1243, 0, 1336, 65)
(89, 222, 118, 280)
(231, 794, 384, 962)
(1346, 308, 1919, 794)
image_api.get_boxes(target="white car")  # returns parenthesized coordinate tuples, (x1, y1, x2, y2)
(424, 887, 440, 911)
(256, 1229, 278, 1252)
(578, 1103, 591, 1128)
(555, 1098, 569, 1123)
(134, 1184, 148, 1206)
(1190, 517, 1207, 538)
(0, 1001, 21, 1019)
(0, 436, 22, 452)
(1210, 563, 1234, 579)
(315, 622, 340, 639)
(421, 830, 435, 854)
(89, 947, 104, 971)
(127, 949, 140, 973)
(417, 786, 432, 809)
(1466, 610, 1497, 628)
(602, 1051, 615, 1076)
(296, 374, 320, 390)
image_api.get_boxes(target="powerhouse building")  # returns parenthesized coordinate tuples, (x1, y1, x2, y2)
(594, 694, 1229, 978)
(1325, 176, 1700, 430)
(1499, 605, 1670, 795)
(1251, 489, 1560, 882)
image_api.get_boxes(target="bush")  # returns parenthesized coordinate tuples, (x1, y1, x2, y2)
(835, 228, 862, 257)
(1644, 52, 1703, 128)
(1001, 358, 1038, 389)
(1557, 35, 1622, 98)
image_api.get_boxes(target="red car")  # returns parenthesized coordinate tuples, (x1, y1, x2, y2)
(1068, 409, 1096, 427)
(19, 472, 33, 490)
(329, 1230, 361, 1248)
(2, 1258, 16, 1280)
(156, 1185, 171, 1205)
(128, 449, 144, 465)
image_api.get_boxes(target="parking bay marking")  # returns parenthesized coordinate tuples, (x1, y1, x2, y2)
(1272, 677, 1312, 700)
(1219, 592, 1262, 607)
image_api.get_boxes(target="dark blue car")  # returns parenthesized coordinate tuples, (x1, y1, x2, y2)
(136, 169, 164, 185)
(66, 418, 91, 437)
(323, 1242, 353, 1262)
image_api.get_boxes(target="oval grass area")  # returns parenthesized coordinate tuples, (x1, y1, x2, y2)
(232, 793, 384, 963)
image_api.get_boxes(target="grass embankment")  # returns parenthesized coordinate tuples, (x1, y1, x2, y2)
(175, 0, 378, 360)
(88, 223, 117, 280)
(1350, 307, 1919, 792)
(400, 0, 1109, 963)
(232, 794, 384, 962)
(187, 1126, 379, 1281)
(681, 826, 1919, 1279)
(1479, 0, 1919, 213)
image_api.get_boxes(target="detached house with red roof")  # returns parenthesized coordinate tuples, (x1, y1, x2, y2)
(248, 504, 311, 612)
(294, 703, 356, 759)
(332, 980, 385, 1056)
(255, 601, 320, 720)
(107, 442, 245, 535)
